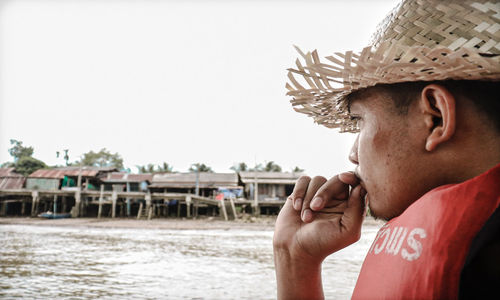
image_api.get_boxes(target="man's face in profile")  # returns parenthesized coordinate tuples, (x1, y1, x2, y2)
(348, 88, 427, 221)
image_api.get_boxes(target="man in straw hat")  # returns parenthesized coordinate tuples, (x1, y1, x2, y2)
(274, 0, 499, 298)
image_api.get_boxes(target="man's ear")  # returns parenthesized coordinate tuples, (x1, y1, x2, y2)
(419, 84, 456, 152)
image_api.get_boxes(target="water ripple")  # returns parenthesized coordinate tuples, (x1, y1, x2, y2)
(0, 222, 381, 299)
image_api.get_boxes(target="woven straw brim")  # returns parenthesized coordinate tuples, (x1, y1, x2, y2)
(287, 0, 500, 132)
(286, 43, 500, 133)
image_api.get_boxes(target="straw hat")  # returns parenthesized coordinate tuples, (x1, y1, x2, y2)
(286, 0, 500, 132)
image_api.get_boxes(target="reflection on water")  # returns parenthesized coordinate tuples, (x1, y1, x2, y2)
(0, 221, 382, 299)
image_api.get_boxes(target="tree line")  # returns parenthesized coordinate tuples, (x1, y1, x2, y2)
(1, 139, 304, 176)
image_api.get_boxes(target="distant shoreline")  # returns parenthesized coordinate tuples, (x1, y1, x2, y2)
(0, 216, 277, 231)
(0, 216, 384, 231)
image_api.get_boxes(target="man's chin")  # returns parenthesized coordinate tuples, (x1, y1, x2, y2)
(367, 201, 392, 222)
(363, 191, 394, 221)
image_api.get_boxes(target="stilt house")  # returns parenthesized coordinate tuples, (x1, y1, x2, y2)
(26, 166, 117, 190)
(101, 172, 153, 192)
(239, 172, 302, 201)
(149, 172, 240, 197)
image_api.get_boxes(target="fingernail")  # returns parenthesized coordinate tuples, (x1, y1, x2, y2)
(302, 209, 312, 222)
(310, 197, 323, 210)
(294, 198, 302, 210)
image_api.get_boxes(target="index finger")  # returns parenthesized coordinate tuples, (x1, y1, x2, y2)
(309, 175, 350, 212)
(289, 175, 311, 211)
(338, 171, 360, 187)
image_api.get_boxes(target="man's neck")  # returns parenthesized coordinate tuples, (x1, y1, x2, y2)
(444, 131, 500, 184)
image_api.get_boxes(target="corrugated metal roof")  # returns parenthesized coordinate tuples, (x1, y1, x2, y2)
(0, 168, 23, 178)
(29, 169, 95, 179)
(239, 172, 303, 184)
(150, 172, 238, 188)
(101, 172, 153, 183)
(55, 166, 117, 172)
(0, 177, 25, 189)
(0, 168, 25, 189)
(28, 166, 117, 179)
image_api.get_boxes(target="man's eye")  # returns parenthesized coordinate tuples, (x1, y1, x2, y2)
(349, 116, 361, 121)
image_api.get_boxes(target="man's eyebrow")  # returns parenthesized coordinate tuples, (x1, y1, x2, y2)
(346, 90, 363, 114)
(347, 97, 354, 114)
(346, 87, 373, 113)
(347, 98, 359, 114)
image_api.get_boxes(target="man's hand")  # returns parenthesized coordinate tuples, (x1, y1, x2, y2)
(273, 172, 366, 300)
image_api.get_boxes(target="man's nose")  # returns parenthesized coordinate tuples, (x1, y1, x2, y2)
(349, 135, 359, 165)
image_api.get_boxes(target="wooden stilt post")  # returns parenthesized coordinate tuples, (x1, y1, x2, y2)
(220, 198, 228, 221)
(98, 185, 104, 218)
(229, 196, 237, 220)
(126, 198, 131, 217)
(111, 191, 117, 218)
(193, 200, 198, 219)
(31, 191, 39, 217)
(164, 199, 169, 218)
(191, 201, 195, 219)
(147, 205, 153, 220)
(146, 192, 152, 220)
(62, 196, 67, 213)
(53, 194, 57, 215)
(253, 179, 260, 216)
(126, 182, 131, 217)
(120, 201, 124, 217)
(72, 166, 83, 218)
(21, 200, 26, 216)
(36, 195, 40, 215)
(137, 202, 143, 219)
(186, 195, 192, 218)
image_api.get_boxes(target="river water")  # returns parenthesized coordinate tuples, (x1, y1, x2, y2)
(0, 221, 382, 299)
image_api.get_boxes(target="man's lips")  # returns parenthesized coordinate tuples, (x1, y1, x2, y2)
(353, 169, 363, 184)
(359, 180, 367, 190)
(353, 169, 368, 205)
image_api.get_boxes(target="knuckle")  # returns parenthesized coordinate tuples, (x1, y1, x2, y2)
(353, 231, 361, 242)
(314, 190, 327, 199)
(311, 175, 327, 183)
(292, 176, 311, 194)
(347, 229, 362, 243)
(297, 175, 311, 182)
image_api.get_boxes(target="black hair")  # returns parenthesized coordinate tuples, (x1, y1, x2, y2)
(348, 80, 500, 131)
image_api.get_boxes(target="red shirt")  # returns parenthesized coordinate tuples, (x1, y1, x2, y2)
(352, 163, 500, 299)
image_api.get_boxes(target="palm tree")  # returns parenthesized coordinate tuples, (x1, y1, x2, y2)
(230, 162, 248, 172)
(137, 162, 174, 173)
(249, 163, 264, 172)
(189, 163, 213, 173)
(264, 161, 282, 172)
(137, 164, 155, 173)
(157, 162, 174, 173)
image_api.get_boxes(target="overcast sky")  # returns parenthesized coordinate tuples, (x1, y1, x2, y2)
(0, 0, 399, 176)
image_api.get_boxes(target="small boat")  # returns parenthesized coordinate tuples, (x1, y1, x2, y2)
(38, 211, 72, 219)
